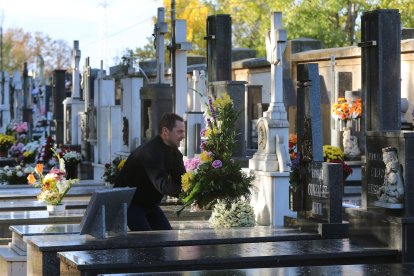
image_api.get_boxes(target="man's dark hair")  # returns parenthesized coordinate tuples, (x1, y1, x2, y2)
(158, 113, 184, 134)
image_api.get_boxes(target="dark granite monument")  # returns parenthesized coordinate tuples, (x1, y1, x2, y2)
(346, 9, 414, 263)
(289, 63, 348, 238)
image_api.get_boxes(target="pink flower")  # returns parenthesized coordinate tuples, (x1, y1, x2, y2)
(212, 160, 222, 169)
(200, 141, 206, 150)
(185, 157, 200, 171)
(200, 129, 207, 137)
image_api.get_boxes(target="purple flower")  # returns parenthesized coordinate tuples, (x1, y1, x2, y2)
(200, 129, 207, 137)
(291, 153, 301, 171)
(200, 141, 206, 150)
(212, 160, 222, 169)
(208, 97, 217, 123)
(207, 118, 213, 129)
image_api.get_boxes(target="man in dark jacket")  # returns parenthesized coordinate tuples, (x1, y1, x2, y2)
(115, 113, 186, 230)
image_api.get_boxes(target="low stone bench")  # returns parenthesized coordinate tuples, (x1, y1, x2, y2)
(97, 263, 414, 276)
(26, 226, 319, 275)
(58, 238, 398, 276)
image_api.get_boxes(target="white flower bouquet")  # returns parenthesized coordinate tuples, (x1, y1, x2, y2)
(209, 198, 255, 228)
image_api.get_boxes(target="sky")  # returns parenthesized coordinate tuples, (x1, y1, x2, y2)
(1, 0, 164, 70)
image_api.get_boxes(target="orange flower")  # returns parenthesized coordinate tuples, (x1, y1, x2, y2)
(35, 163, 43, 175)
(27, 173, 36, 185)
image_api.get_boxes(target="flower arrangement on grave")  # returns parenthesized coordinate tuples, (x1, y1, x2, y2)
(36, 136, 56, 166)
(11, 121, 28, 134)
(209, 199, 255, 228)
(179, 93, 255, 227)
(0, 165, 34, 185)
(323, 145, 353, 179)
(331, 97, 362, 121)
(9, 142, 25, 163)
(62, 150, 82, 179)
(288, 134, 300, 186)
(22, 140, 41, 164)
(0, 133, 15, 154)
(102, 157, 126, 184)
(27, 149, 79, 205)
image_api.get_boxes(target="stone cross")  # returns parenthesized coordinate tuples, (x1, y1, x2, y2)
(249, 11, 290, 172)
(174, 19, 192, 117)
(155, 7, 168, 84)
(72, 41, 81, 99)
(265, 12, 287, 109)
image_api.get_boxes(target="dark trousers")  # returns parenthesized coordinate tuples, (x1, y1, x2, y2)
(127, 204, 172, 231)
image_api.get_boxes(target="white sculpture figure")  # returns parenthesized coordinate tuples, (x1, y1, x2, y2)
(343, 127, 360, 157)
(377, 147, 404, 204)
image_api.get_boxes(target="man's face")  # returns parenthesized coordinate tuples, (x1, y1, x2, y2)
(162, 120, 185, 148)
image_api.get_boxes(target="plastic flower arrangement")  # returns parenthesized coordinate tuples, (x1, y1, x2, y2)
(180, 93, 255, 211)
(0, 165, 34, 185)
(27, 149, 79, 205)
(323, 145, 353, 179)
(36, 136, 55, 166)
(0, 134, 15, 153)
(102, 157, 126, 184)
(9, 142, 25, 163)
(331, 97, 362, 121)
(11, 121, 28, 134)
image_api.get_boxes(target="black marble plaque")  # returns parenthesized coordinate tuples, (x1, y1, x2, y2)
(302, 162, 343, 223)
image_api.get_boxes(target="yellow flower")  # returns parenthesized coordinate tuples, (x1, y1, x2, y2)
(205, 128, 212, 138)
(199, 151, 212, 162)
(181, 172, 194, 192)
(212, 93, 232, 109)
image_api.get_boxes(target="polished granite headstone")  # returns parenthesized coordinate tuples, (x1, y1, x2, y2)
(79, 188, 135, 239)
(58, 238, 398, 275)
(99, 263, 414, 276)
(26, 226, 320, 276)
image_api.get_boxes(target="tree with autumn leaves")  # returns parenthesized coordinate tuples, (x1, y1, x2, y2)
(2, 28, 71, 77)
(135, 0, 414, 60)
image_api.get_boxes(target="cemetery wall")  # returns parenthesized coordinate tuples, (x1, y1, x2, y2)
(232, 39, 414, 145)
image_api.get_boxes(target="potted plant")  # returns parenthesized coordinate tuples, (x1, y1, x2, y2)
(62, 150, 82, 179)
(0, 134, 15, 157)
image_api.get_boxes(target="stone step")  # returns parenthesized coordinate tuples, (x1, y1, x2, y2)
(98, 263, 414, 276)
(59, 238, 398, 275)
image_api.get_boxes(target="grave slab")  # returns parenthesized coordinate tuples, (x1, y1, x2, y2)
(0, 209, 85, 239)
(26, 227, 319, 276)
(98, 263, 414, 276)
(58, 238, 398, 275)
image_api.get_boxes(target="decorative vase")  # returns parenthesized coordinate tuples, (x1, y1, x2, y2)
(105, 182, 114, 188)
(47, 204, 66, 216)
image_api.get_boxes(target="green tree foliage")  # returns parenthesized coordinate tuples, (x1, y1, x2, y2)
(2, 28, 71, 77)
